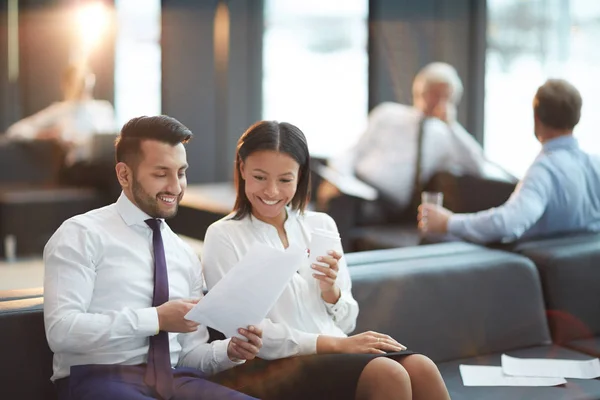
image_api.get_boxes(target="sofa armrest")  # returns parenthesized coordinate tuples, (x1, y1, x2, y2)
(313, 163, 378, 201)
(0, 287, 44, 302)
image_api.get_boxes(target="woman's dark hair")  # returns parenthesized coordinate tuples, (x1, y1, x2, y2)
(115, 115, 193, 168)
(232, 120, 311, 220)
(534, 79, 582, 131)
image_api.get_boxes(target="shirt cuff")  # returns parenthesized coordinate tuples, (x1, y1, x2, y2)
(136, 307, 160, 337)
(213, 338, 246, 371)
(447, 214, 467, 237)
(297, 332, 319, 355)
(324, 291, 349, 321)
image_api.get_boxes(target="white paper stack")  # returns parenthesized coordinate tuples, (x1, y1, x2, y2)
(501, 354, 600, 380)
(459, 365, 567, 387)
(460, 354, 600, 387)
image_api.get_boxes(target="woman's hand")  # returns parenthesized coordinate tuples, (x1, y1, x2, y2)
(227, 325, 263, 361)
(312, 250, 342, 304)
(317, 331, 407, 355)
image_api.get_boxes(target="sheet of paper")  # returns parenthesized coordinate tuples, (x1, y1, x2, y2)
(460, 365, 567, 387)
(185, 242, 305, 339)
(502, 354, 600, 379)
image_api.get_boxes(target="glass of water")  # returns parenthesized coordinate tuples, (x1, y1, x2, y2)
(420, 192, 444, 232)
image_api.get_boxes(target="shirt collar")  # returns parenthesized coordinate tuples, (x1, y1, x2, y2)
(249, 206, 298, 230)
(116, 192, 162, 229)
(542, 135, 578, 153)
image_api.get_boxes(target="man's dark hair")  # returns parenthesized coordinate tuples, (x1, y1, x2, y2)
(534, 79, 582, 131)
(115, 115, 193, 167)
(232, 120, 311, 220)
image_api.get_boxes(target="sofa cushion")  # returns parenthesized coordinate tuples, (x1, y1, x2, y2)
(350, 248, 551, 362)
(513, 234, 600, 343)
(351, 224, 423, 250)
(0, 298, 55, 400)
(438, 345, 600, 400)
(345, 242, 483, 267)
(565, 337, 600, 358)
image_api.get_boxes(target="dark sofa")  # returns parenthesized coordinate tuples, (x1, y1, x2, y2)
(0, 137, 113, 257)
(347, 241, 600, 399)
(511, 233, 600, 358)
(2, 236, 600, 399)
(314, 162, 518, 252)
(0, 296, 54, 400)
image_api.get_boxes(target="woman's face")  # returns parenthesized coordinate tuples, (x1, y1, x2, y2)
(240, 150, 300, 226)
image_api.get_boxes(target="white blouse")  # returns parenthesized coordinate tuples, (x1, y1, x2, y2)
(202, 209, 359, 360)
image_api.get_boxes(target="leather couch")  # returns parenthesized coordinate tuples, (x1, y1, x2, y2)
(0, 136, 115, 257)
(314, 162, 518, 252)
(3, 236, 600, 399)
(511, 233, 600, 358)
(347, 241, 600, 399)
(0, 296, 53, 400)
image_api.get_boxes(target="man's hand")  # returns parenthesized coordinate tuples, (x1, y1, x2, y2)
(35, 127, 62, 141)
(418, 204, 453, 235)
(227, 325, 263, 361)
(156, 299, 200, 333)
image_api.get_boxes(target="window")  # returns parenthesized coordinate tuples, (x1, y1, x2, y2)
(262, 0, 369, 157)
(485, 0, 600, 177)
(114, 0, 161, 127)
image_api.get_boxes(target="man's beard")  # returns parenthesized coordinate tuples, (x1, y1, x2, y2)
(131, 176, 180, 219)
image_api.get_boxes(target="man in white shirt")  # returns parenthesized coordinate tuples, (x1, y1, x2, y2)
(44, 115, 262, 400)
(324, 62, 487, 215)
(6, 64, 116, 166)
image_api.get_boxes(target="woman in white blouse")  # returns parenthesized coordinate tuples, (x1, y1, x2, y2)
(202, 121, 450, 400)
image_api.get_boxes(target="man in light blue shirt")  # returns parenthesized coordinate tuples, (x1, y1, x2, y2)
(419, 79, 600, 244)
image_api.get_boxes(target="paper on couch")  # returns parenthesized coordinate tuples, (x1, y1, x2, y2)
(185, 242, 306, 339)
(459, 365, 567, 387)
(501, 354, 600, 379)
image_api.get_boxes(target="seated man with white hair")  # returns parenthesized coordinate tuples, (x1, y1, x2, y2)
(326, 62, 488, 215)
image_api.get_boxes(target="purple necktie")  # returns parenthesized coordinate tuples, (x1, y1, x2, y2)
(145, 219, 174, 400)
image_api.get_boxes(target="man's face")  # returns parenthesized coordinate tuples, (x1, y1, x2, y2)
(418, 82, 452, 121)
(128, 140, 188, 219)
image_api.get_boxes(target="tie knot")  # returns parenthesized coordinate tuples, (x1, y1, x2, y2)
(145, 218, 161, 231)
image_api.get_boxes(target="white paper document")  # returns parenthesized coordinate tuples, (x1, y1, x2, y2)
(502, 354, 600, 380)
(185, 242, 306, 339)
(460, 365, 567, 387)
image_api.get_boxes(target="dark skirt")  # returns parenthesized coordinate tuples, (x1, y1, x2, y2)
(208, 350, 416, 400)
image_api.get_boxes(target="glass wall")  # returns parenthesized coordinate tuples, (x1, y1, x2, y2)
(262, 0, 369, 157)
(486, 0, 600, 177)
(114, 0, 161, 127)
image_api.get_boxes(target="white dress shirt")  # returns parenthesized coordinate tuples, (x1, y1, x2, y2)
(202, 210, 359, 360)
(6, 99, 116, 165)
(44, 193, 240, 381)
(329, 102, 487, 209)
